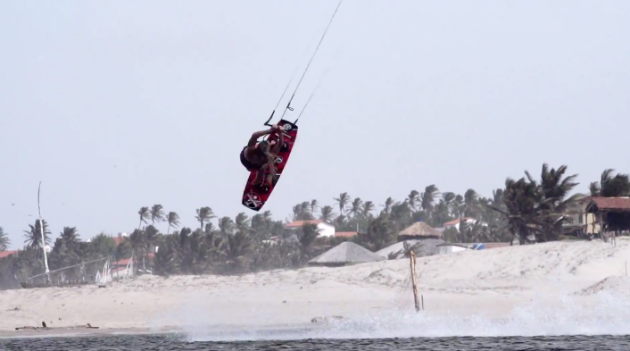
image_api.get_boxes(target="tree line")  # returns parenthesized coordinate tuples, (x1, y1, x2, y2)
(0, 164, 628, 289)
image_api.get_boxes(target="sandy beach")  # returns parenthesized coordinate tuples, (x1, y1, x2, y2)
(3, 238, 630, 339)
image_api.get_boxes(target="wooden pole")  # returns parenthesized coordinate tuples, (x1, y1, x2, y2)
(597, 210, 608, 243)
(409, 251, 421, 312)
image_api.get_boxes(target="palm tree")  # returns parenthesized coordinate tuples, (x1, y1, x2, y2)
(138, 207, 150, 229)
(234, 212, 251, 232)
(300, 202, 312, 218)
(218, 216, 235, 237)
(90, 233, 117, 257)
(144, 225, 161, 258)
(441, 192, 456, 215)
(251, 213, 269, 239)
(297, 223, 320, 263)
(204, 222, 218, 235)
(334, 214, 347, 228)
(489, 163, 579, 243)
(389, 200, 413, 228)
(128, 229, 145, 251)
(407, 190, 420, 211)
(452, 194, 464, 218)
(463, 189, 479, 218)
(24, 219, 51, 249)
(0, 227, 10, 251)
(432, 200, 451, 226)
(334, 192, 350, 214)
(362, 201, 376, 218)
(150, 204, 165, 224)
(479, 189, 508, 236)
(196, 207, 215, 230)
(359, 214, 395, 251)
(60, 227, 80, 247)
(114, 238, 132, 262)
(459, 220, 491, 243)
(291, 202, 314, 221)
(222, 230, 253, 273)
(153, 233, 180, 275)
(489, 177, 541, 244)
(420, 185, 440, 214)
(590, 169, 630, 197)
(588, 182, 599, 196)
(319, 206, 335, 223)
(310, 200, 319, 214)
(175, 228, 194, 272)
(531, 164, 578, 201)
(381, 197, 395, 215)
(129, 229, 146, 269)
(50, 235, 78, 272)
(491, 189, 504, 209)
(530, 163, 579, 241)
(348, 198, 364, 218)
(166, 212, 180, 234)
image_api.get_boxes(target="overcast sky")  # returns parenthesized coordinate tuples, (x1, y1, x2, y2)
(1, 0, 629, 249)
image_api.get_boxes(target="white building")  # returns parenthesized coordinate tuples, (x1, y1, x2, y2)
(437, 243, 471, 254)
(442, 217, 488, 231)
(284, 219, 336, 237)
(437, 242, 510, 254)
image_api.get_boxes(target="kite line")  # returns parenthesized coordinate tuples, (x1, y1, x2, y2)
(265, 0, 343, 126)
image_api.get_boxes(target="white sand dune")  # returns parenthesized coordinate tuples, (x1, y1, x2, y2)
(2, 238, 630, 338)
(576, 275, 630, 297)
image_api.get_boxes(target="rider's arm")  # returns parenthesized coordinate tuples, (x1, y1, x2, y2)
(247, 128, 275, 147)
(271, 130, 284, 154)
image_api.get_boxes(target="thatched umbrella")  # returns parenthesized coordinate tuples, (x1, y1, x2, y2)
(398, 221, 442, 240)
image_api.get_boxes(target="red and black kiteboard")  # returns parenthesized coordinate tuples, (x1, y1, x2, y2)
(241, 119, 298, 211)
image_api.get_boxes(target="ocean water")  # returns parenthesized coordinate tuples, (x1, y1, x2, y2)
(1, 334, 630, 351)
(4, 290, 630, 350)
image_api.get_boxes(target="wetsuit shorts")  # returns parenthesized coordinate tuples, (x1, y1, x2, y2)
(240, 147, 260, 171)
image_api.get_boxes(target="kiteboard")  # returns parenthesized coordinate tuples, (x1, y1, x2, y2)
(241, 119, 298, 211)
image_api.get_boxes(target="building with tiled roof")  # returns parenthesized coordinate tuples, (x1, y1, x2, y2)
(284, 219, 335, 237)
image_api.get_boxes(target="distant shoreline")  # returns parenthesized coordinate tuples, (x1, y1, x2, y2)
(2, 239, 630, 339)
(0, 323, 330, 339)
(0, 327, 175, 339)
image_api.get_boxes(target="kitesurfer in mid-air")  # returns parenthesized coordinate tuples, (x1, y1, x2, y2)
(240, 124, 284, 187)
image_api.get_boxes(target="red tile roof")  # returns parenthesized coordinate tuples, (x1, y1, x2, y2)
(589, 197, 630, 210)
(335, 231, 358, 238)
(113, 258, 133, 266)
(285, 220, 323, 228)
(443, 217, 475, 226)
(112, 253, 154, 267)
(0, 251, 17, 259)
